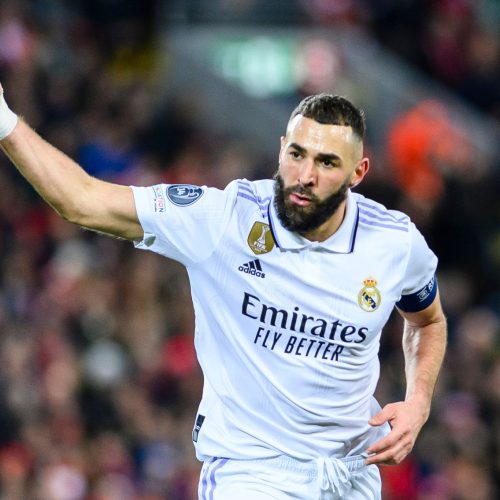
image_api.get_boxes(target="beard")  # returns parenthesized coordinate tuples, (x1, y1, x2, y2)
(273, 172, 350, 234)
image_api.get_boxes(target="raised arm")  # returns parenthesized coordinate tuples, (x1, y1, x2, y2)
(0, 85, 143, 241)
(366, 290, 447, 465)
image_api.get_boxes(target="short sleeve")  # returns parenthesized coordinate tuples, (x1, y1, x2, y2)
(131, 181, 238, 266)
(396, 223, 438, 313)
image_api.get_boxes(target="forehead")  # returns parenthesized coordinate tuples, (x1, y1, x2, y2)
(285, 115, 358, 155)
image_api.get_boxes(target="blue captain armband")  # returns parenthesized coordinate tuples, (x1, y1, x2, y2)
(396, 275, 437, 312)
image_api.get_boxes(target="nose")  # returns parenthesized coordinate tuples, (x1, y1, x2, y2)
(298, 159, 316, 186)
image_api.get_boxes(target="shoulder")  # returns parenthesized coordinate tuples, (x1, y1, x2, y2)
(352, 192, 436, 278)
(352, 192, 410, 234)
(234, 179, 273, 216)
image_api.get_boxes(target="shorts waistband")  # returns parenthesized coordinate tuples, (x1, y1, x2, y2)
(246, 453, 368, 478)
(340, 454, 368, 473)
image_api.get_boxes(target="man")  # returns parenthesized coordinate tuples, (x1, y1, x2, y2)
(0, 87, 446, 499)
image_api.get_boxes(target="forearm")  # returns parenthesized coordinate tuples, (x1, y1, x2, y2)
(0, 85, 141, 239)
(366, 303, 447, 465)
(403, 315, 447, 415)
(0, 118, 95, 223)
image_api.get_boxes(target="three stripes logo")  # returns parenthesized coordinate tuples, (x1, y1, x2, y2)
(238, 259, 265, 278)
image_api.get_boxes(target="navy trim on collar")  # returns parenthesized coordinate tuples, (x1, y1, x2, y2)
(268, 190, 359, 253)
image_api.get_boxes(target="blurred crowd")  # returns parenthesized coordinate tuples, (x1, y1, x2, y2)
(0, 1, 498, 499)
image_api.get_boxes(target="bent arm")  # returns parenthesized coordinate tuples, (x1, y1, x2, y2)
(366, 291, 447, 465)
(0, 95, 143, 240)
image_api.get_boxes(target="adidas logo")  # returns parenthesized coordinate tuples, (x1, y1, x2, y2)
(238, 259, 265, 278)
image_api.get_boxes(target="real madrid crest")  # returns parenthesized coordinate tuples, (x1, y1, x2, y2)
(358, 278, 381, 312)
(247, 222, 275, 255)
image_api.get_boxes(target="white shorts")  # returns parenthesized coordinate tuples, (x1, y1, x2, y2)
(198, 454, 381, 499)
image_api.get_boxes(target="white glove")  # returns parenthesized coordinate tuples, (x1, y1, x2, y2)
(0, 84, 18, 140)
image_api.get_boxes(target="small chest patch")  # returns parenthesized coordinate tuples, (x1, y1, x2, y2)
(247, 222, 275, 255)
(358, 278, 381, 312)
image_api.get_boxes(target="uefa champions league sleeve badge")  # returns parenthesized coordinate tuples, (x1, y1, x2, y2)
(247, 222, 275, 255)
(167, 184, 204, 206)
(358, 278, 381, 312)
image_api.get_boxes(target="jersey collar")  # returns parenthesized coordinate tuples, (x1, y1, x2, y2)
(268, 189, 359, 253)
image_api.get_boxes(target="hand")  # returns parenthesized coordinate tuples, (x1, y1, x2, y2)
(365, 397, 430, 466)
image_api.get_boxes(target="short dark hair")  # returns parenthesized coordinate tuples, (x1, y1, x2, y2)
(289, 94, 366, 141)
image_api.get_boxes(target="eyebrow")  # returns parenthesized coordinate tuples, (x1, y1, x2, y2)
(288, 143, 342, 163)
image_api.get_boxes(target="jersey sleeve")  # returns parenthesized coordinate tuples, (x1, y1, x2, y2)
(396, 223, 438, 313)
(131, 181, 238, 266)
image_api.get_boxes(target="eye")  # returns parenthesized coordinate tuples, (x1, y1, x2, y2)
(290, 151, 302, 159)
(321, 158, 339, 168)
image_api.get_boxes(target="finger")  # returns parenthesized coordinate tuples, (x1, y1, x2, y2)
(369, 414, 416, 453)
(367, 429, 404, 454)
(366, 447, 396, 465)
(367, 437, 390, 455)
(368, 448, 410, 466)
(366, 435, 414, 465)
(366, 441, 408, 465)
(369, 407, 394, 426)
(369, 402, 403, 426)
(368, 413, 384, 426)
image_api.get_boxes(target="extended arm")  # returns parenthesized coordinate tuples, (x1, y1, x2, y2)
(0, 85, 143, 240)
(366, 290, 447, 465)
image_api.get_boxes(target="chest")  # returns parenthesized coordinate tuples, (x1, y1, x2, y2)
(209, 217, 407, 337)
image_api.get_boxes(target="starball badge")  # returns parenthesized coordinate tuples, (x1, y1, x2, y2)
(247, 222, 275, 255)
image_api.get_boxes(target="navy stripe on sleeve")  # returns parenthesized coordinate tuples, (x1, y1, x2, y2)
(396, 275, 437, 312)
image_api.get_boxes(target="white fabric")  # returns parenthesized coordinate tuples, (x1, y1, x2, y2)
(400, 221, 439, 295)
(0, 89, 18, 140)
(317, 457, 351, 497)
(132, 179, 438, 462)
(197, 454, 381, 500)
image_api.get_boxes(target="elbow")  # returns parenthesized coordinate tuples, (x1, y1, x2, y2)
(51, 199, 88, 227)
(59, 209, 80, 225)
(50, 180, 96, 227)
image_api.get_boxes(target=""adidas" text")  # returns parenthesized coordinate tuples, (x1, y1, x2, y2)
(239, 259, 265, 278)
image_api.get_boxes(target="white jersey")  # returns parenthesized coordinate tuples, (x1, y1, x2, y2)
(131, 179, 438, 461)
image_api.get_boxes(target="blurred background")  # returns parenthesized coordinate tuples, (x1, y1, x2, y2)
(0, 0, 499, 498)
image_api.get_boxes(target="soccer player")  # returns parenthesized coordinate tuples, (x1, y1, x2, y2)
(0, 86, 446, 499)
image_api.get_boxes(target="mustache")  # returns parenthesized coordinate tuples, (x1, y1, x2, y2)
(283, 183, 319, 201)
(273, 171, 320, 202)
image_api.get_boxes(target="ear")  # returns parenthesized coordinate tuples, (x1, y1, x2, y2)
(349, 157, 370, 188)
(279, 136, 286, 161)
